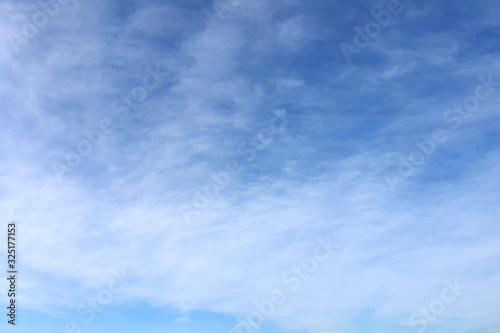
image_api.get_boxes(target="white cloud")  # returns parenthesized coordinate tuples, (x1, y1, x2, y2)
(0, 1, 499, 333)
(175, 316, 190, 324)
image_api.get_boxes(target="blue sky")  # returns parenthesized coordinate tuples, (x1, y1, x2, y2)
(1, 0, 500, 332)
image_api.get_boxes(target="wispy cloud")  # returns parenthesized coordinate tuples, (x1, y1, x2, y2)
(1, 0, 500, 333)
